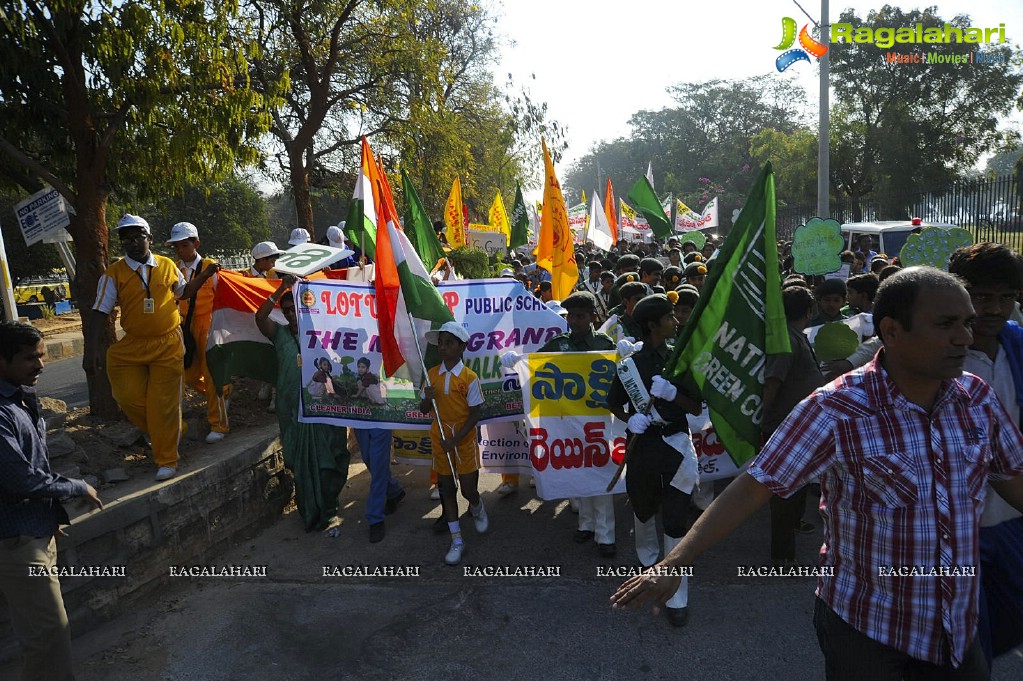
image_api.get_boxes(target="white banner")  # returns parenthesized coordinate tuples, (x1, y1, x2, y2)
(275, 243, 353, 277)
(15, 187, 72, 247)
(296, 277, 566, 429)
(675, 197, 719, 231)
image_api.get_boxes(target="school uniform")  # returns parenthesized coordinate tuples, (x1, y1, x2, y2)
(94, 254, 186, 468)
(177, 254, 229, 434)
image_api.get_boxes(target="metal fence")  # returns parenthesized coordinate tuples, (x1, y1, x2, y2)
(776, 173, 1023, 250)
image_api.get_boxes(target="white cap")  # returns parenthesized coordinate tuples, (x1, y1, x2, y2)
(426, 321, 470, 345)
(117, 214, 150, 234)
(165, 221, 199, 244)
(546, 300, 568, 316)
(288, 228, 311, 246)
(326, 225, 345, 247)
(251, 241, 282, 260)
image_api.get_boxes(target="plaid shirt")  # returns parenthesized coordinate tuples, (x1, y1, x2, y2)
(748, 352, 1023, 666)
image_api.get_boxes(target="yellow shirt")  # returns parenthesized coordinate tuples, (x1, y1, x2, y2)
(94, 254, 184, 337)
(427, 361, 484, 447)
(177, 255, 218, 321)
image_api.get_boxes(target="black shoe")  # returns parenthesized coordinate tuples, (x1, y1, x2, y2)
(665, 606, 689, 628)
(598, 543, 617, 558)
(573, 530, 595, 544)
(432, 515, 448, 534)
(795, 520, 815, 534)
(369, 522, 385, 543)
(384, 490, 406, 515)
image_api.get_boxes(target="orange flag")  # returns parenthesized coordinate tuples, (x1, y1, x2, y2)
(604, 178, 618, 246)
(444, 177, 468, 248)
(536, 139, 578, 301)
(375, 156, 401, 221)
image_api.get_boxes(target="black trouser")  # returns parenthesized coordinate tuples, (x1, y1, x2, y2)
(813, 598, 989, 681)
(770, 485, 808, 561)
(625, 428, 692, 538)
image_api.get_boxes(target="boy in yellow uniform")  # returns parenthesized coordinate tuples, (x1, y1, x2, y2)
(165, 222, 230, 444)
(420, 321, 488, 565)
(87, 215, 218, 481)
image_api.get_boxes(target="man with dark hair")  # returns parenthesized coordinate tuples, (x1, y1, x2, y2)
(613, 266, 1023, 679)
(810, 278, 848, 326)
(1, 321, 103, 680)
(578, 261, 603, 295)
(606, 294, 702, 627)
(853, 234, 878, 262)
(843, 273, 880, 315)
(638, 258, 664, 293)
(949, 242, 1023, 666)
(762, 287, 824, 566)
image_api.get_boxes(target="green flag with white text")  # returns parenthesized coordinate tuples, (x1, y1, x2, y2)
(509, 183, 530, 250)
(664, 163, 789, 466)
(627, 176, 673, 239)
(400, 169, 446, 268)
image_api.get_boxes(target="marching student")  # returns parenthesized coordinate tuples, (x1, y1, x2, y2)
(165, 222, 230, 444)
(420, 322, 488, 566)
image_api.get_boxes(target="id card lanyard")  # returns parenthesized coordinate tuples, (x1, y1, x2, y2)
(133, 263, 155, 314)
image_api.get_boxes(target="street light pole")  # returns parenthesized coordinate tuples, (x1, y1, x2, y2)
(817, 0, 830, 219)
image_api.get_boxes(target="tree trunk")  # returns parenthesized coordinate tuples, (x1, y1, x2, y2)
(68, 184, 119, 419)
(288, 143, 315, 237)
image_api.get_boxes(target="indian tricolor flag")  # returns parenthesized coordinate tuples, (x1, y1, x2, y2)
(206, 270, 285, 392)
(344, 136, 382, 259)
(374, 184, 455, 384)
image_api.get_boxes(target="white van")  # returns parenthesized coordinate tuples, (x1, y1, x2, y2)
(840, 219, 957, 260)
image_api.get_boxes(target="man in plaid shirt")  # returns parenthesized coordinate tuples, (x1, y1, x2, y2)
(611, 267, 1023, 680)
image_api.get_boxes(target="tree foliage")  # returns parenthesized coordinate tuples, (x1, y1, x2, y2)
(829, 5, 1023, 211)
(0, 0, 279, 414)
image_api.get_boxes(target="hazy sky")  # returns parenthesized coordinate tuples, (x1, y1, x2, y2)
(496, 0, 1023, 171)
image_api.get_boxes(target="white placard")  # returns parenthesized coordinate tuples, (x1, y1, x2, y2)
(274, 243, 353, 277)
(466, 228, 507, 256)
(14, 187, 72, 247)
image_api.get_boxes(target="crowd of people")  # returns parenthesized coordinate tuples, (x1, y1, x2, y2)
(5, 210, 1023, 679)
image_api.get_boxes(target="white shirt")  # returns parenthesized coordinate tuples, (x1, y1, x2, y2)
(178, 254, 218, 289)
(964, 345, 1023, 526)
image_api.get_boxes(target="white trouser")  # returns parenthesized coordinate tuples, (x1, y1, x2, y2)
(634, 515, 660, 567)
(578, 494, 616, 544)
(663, 534, 689, 609)
(692, 484, 715, 511)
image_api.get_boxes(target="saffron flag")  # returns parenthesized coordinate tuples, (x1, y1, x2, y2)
(205, 270, 283, 393)
(444, 177, 468, 248)
(604, 178, 618, 246)
(400, 169, 446, 268)
(374, 182, 455, 383)
(627, 176, 673, 239)
(585, 188, 615, 252)
(489, 191, 512, 246)
(509, 183, 530, 249)
(344, 137, 381, 259)
(663, 163, 789, 466)
(536, 138, 578, 301)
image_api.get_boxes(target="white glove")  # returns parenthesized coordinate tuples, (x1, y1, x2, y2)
(650, 375, 678, 402)
(627, 413, 651, 434)
(616, 339, 643, 357)
(500, 351, 524, 369)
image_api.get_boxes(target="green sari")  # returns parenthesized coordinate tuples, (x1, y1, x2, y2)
(272, 324, 350, 531)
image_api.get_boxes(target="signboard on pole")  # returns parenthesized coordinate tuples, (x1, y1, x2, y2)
(14, 187, 72, 247)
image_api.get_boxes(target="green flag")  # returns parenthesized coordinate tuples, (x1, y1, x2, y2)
(627, 176, 673, 239)
(664, 163, 790, 466)
(400, 168, 446, 268)
(509, 183, 530, 249)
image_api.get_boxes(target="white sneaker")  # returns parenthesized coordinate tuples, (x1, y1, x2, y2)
(429, 485, 440, 500)
(444, 541, 464, 565)
(258, 383, 271, 401)
(569, 498, 580, 514)
(471, 501, 489, 534)
(205, 431, 226, 444)
(495, 482, 517, 496)
(155, 467, 177, 481)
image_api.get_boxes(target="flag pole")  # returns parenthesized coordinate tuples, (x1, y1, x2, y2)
(409, 312, 460, 490)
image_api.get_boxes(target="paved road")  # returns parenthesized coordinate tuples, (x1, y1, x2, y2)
(61, 468, 1023, 680)
(37, 353, 89, 409)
